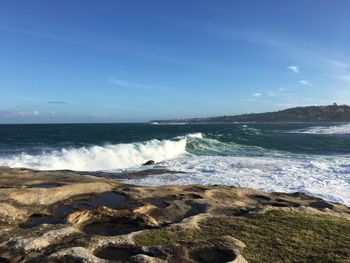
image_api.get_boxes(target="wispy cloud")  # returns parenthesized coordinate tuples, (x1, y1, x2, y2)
(0, 25, 221, 69)
(332, 75, 350, 83)
(0, 108, 40, 117)
(109, 77, 169, 91)
(287, 65, 300, 74)
(299, 80, 313, 86)
(48, 101, 68, 105)
(209, 25, 350, 73)
(252, 92, 262, 97)
(246, 31, 349, 72)
(322, 59, 350, 69)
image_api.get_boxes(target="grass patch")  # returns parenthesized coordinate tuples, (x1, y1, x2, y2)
(134, 210, 350, 263)
(201, 211, 350, 263)
(134, 227, 200, 247)
(134, 229, 177, 247)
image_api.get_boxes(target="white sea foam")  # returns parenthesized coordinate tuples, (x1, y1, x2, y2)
(241, 125, 261, 135)
(292, 123, 350, 134)
(123, 154, 350, 206)
(0, 136, 192, 171)
(183, 132, 203, 139)
(158, 122, 188, 125)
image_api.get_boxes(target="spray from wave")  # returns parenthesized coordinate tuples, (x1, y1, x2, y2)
(291, 123, 350, 134)
(0, 134, 203, 171)
(0, 131, 280, 171)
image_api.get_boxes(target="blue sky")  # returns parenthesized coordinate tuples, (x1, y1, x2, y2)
(1, 0, 350, 123)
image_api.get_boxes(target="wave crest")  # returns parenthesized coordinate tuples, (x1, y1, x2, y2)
(1, 136, 190, 171)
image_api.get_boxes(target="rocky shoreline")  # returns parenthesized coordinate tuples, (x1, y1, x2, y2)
(0, 167, 349, 262)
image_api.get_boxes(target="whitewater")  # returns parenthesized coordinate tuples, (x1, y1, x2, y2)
(291, 123, 350, 134)
(0, 123, 349, 206)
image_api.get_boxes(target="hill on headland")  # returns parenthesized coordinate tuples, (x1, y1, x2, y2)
(153, 103, 350, 123)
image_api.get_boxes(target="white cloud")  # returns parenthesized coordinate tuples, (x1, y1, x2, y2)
(252, 92, 262, 97)
(287, 65, 300, 73)
(278, 87, 285, 91)
(299, 80, 312, 86)
(268, 91, 277, 97)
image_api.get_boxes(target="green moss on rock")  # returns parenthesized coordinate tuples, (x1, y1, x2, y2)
(134, 210, 350, 263)
(134, 229, 177, 246)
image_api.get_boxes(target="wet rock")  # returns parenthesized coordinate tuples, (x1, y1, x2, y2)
(131, 254, 167, 263)
(150, 200, 208, 225)
(187, 236, 247, 263)
(51, 191, 138, 218)
(84, 222, 141, 236)
(309, 200, 334, 209)
(94, 246, 139, 261)
(143, 160, 155, 166)
(31, 183, 61, 188)
(21, 213, 64, 228)
(0, 257, 10, 263)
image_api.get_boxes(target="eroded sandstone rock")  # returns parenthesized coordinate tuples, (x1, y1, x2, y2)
(0, 167, 349, 262)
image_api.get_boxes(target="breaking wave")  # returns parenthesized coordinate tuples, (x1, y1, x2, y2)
(0, 133, 203, 171)
(291, 123, 350, 134)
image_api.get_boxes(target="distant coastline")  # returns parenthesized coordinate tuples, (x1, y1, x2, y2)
(152, 103, 350, 123)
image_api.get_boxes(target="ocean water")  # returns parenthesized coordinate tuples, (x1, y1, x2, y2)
(0, 122, 349, 206)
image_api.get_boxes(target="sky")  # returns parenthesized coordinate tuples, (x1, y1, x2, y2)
(1, 0, 350, 123)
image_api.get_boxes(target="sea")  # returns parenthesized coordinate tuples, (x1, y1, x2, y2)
(0, 122, 349, 206)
